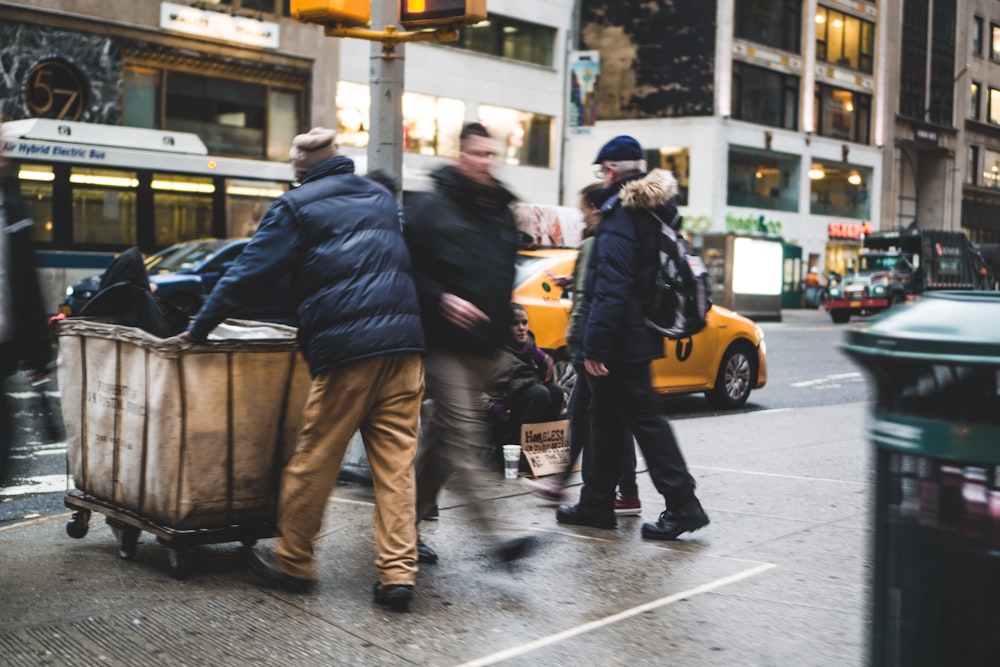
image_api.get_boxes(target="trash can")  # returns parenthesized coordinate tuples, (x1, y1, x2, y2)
(841, 292, 1000, 667)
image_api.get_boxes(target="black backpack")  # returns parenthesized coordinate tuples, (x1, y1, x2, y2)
(642, 211, 711, 340)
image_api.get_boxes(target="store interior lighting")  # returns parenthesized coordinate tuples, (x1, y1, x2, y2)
(808, 163, 826, 180)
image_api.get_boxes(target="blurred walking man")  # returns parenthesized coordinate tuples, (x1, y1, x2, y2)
(184, 127, 425, 612)
(0, 122, 52, 481)
(556, 135, 709, 540)
(404, 122, 536, 563)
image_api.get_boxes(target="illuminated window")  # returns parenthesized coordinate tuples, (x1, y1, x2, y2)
(809, 162, 871, 220)
(992, 24, 1000, 61)
(478, 105, 552, 168)
(70, 167, 139, 245)
(982, 149, 1000, 190)
(989, 88, 1000, 125)
(335, 82, 466, 157)
(152, 174, 214, 247)
(814, 84, 871, 143)
(815, 6, 874, 73)
(972, 81, 981, 120)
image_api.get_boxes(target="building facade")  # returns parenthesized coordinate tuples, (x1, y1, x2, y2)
(563, 0, 884, 280)
(0, 0, 571, 216)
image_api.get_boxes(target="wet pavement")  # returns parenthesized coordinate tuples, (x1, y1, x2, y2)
(0, 400, 872, 666)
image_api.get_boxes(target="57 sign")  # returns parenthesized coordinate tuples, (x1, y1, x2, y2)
(24, 60, 87, 121)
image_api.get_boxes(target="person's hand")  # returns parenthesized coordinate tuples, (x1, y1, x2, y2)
(584, 358, 608, 377)
(546, 271, 573, 289)
(440, 293, 489, 330)
(544, 355, 555, 382)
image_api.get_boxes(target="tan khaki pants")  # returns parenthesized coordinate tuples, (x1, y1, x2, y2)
(275, 353, 424, 585)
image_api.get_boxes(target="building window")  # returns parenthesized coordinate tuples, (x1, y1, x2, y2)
(735, 0, 801, 53)
(809, 162, 871, 220)
(732, 62, 799, 130)
(448, 14, 556, 67)
(989, 88, 1000, 125)
(478, 105, 553, 168)
(124, 67, 161, 129)
(972, 81, 981, 120)
(900, 0, 929, 119)
(165, 72, 268, 159)
(815, 84, 871, 143)
(974, 16, 984, 56)
(727, 146, 800, 212)
(646, 147, 690, 206)
(335, 82, 467, 158)
(992, 24, 1000, 61)
(969, 145, 979, 185)
(928, 0, 956, 127)
(983, 148, 1000, 189)
(815, 6, 875, 73)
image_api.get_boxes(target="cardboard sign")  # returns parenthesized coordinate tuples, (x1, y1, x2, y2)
(520, 419, 570, 477)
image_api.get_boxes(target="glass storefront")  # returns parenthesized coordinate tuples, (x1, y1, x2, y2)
(727, 146, 800, 212)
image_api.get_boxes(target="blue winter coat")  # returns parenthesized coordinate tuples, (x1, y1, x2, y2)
(578, 170, 681, 366)
(189, 156, 425, 376)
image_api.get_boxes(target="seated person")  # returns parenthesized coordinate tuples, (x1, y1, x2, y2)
(486, 303, 565, 451)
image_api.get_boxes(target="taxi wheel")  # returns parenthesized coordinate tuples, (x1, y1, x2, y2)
(705, 342, 756, 409)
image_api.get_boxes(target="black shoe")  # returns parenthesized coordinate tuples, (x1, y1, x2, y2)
(556, 504, 617, 529)
(417, 538, 439, 565)
(422, 504, 440, 521)
(373, 582, 414, 613)
(247, 546, 316, 594)
(494, 535, 538, 562)
(641, 499, 710, 541)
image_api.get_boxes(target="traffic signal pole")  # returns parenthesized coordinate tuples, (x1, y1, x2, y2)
(367, 0, 405, 189)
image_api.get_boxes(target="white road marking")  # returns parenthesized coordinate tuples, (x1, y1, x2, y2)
(791, 372, 864, 388)
(691, 465, 867, 485)
(455, 562, 776, 667)
(0, 474, 72, 497)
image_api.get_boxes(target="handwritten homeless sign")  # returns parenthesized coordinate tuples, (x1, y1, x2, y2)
(520, 419, 571, 477)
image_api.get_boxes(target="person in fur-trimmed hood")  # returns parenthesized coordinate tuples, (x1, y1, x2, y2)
(556, 135, 710, 542)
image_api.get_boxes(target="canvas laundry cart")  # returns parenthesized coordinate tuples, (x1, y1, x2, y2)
(56, 319, 310, 577)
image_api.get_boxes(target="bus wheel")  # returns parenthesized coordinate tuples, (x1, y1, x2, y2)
(830, 309, 850, 324)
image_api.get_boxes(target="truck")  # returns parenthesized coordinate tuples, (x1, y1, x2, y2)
(825, 229, 993, 324)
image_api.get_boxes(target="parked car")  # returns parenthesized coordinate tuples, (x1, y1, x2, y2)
(61, 238, 296, 325)
(513, 248, 768, 408)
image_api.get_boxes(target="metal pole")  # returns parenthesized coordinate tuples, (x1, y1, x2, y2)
(367, 0, 405, 196)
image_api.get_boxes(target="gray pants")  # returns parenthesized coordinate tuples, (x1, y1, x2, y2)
(415, 347, 502, 540)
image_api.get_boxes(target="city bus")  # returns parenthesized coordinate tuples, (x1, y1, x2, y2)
(1, 119, 292, 312)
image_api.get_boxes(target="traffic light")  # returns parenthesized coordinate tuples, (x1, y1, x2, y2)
(398, 0, 487, 28)
(291, 0, 370, 27)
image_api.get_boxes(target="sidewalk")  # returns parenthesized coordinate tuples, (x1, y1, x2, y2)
(0, 402, 873, 666)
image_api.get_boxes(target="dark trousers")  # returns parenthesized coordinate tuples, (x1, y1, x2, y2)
(499, 381, 564, 444)
(579, 362, 695, 512)
(559, 363, 636, 495)
(0, 388, 11, 483)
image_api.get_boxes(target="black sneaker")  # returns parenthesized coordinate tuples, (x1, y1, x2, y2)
(556, 503, 617, 529)
(422, 504, 440, 521)
(494, 535, 538, 562)
(247, 546, 316, 594)
(641, 499, 710, 540)
(373, 582, 413, 613)
(417, 538, 439, 564)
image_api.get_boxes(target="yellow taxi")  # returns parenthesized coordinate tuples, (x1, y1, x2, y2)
(513, 248, 768, 408)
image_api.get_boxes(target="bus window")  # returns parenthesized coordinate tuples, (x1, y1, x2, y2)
(226, 180, 286, 237)
(152, 173, 215, 246)
(70, 167, 138, 245)
(17, 164, 54, 243)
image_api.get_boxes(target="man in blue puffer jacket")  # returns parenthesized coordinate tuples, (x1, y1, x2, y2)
(555, 135, 709, 541)
(185, 127, 425, 612)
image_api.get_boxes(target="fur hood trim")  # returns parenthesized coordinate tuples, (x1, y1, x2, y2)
(619, 169, 679, 210)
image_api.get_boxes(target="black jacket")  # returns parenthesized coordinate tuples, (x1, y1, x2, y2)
(578, 170, 680, 366)
(404, 165, 519, 356)
(190, 156, 425, 376)
(0, 176, 52, 377)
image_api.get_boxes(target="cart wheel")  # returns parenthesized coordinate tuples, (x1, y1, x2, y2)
(168, 548, 192, 579)
(111, 524, 141, 561)
(66, 510, 91, 539)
